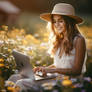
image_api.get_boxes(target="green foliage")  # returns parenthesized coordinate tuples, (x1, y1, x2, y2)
(0, 41, 16, 80)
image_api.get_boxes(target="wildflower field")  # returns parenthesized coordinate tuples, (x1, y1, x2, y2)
(0, 22, 92, 92)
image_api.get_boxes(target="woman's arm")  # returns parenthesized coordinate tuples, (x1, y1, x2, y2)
(47, 64, 56, 68)
(45, 36, 86, 76)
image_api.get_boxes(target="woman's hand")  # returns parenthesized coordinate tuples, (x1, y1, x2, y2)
(33, 67, 48, 77)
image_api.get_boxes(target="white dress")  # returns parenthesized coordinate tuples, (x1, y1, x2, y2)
(54, 36, 87, 74)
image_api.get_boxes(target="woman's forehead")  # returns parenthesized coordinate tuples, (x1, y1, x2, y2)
(53, 14, 63, 20)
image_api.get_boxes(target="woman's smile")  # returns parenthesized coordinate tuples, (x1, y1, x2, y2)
(56, 27, 63, 33)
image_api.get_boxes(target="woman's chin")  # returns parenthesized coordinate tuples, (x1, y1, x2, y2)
(58, 31, 63, 34)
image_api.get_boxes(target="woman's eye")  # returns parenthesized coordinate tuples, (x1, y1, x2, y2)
(52, 20, 63, 23)
(59, 20, 63, 22)
(52, 21, 56, 23)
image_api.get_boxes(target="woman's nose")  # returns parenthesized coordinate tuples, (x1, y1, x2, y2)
(55, 22, 60, 27)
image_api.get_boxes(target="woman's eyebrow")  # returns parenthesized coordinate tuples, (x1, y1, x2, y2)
(58, 18, 63, 20)
(52, 17, 63, 22)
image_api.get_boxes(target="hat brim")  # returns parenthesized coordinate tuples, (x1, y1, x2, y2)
(40, 13, 83, 24)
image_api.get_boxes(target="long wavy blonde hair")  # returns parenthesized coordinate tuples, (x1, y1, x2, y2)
(48, 15, 80, 58)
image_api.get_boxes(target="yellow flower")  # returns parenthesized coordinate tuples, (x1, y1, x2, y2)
(2, 25, 8, 30)
(7, 87, 15, 91)
(8, 49, 12, 53)
(0, 64, 5, 67)
(22, 39, 28, 45)
(25, 35, 40, 44)
(43, 38, 48, 42)
(62, 80, 72, 86)
(63, 76, 69, 80)
(0, 58, 4, 63)
(6, 81, 15, 86)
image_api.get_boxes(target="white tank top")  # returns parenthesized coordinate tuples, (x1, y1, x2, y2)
(54, 36, 87, 74)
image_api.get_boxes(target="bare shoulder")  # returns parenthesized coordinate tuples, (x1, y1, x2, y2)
(74, 35, 86, 47)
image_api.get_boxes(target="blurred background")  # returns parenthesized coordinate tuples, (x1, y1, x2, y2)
(0, 0, 92, 78)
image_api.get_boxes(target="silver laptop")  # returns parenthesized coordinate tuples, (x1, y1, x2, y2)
(12, 50, 57, 81)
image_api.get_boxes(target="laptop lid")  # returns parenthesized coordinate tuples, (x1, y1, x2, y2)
(12, 50, 35, 80)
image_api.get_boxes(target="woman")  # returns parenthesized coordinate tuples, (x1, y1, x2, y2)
(6, 3, 87, 91)
(34, 3, 87, 77)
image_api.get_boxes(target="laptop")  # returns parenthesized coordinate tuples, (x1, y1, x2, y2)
(12, 50, 57, 82)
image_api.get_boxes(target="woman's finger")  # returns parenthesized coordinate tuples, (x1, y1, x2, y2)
(33, 67, 39, 73)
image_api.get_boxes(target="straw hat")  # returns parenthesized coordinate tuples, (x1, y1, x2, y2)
(40, 3, 83, 24)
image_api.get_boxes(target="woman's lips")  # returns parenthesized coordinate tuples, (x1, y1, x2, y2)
(56, 27, 62, 30)
(57, 28, 63, 33)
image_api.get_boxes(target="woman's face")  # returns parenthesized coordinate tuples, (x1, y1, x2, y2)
(52, 15, 66, 34)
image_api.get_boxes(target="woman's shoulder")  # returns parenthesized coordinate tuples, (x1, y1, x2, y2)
(74, 34, 86, 47)
(74, 34, 85, 40)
